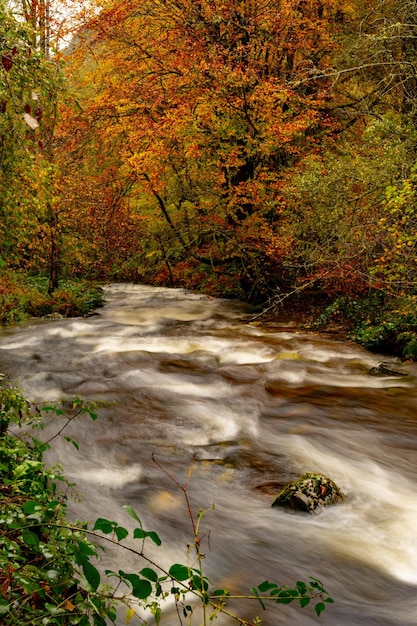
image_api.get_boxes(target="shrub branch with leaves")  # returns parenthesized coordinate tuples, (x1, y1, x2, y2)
(0, 381, 333, 625)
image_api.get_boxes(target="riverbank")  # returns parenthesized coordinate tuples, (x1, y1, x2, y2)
(0, 271, 104, 324)
(257, 290, 417, 361)
(0, 271, 416, 361)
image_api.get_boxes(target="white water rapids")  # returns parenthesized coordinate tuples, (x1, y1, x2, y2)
(2, 283, 417, 625)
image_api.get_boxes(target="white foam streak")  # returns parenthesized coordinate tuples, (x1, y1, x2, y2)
(272, 434, 417, 584)
(72, 464, 143, 489)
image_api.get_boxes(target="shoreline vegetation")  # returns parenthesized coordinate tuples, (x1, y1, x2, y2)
(0, 273, 104, 324)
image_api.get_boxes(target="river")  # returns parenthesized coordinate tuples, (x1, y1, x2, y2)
(2, 283, 417, 625)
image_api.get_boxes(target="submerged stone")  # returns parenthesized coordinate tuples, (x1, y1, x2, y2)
(271, 472, 344, 513)
(368, 363, 406, 377)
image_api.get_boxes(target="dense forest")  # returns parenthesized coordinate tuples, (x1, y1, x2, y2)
(1, 0, 417, 356)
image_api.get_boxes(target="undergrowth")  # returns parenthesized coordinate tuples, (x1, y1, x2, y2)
(314, 293, 417, 360)
(0, 271, 103, 324)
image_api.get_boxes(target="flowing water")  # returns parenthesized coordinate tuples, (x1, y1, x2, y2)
(2, 283, 417, 625)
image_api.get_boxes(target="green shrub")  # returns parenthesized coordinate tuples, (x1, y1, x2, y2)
(351, 295, 417, 358)
(0, 387, 115, 625)
(0, 272, 103, 323)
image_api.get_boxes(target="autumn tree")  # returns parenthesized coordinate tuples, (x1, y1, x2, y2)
(53, 98, 147, 280)
(280, 0, 417, 301)
(62, 0, 353, 298)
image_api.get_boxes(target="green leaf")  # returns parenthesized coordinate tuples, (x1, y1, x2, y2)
(64, 436, 79, 450)
(22, 500, 41, 514)
(191, 575, 208, 592)
(115, 526, 128, 541)
(251, 587, 265, 611)
(169, 564, 190, 582)
(123, 574, 152, 600)
(22, 531, 39, 546)
(43, 406, 64, 415)
(93, 518, 114, 534)
(133, 579, 152, 600)
(212, 589, 230, 597)
(315, 602, 326, 617)
(147, 530, 161, 546)
(133, 528, 161, 546)
(82, 559, 101, 591)
(257, 580, 278, 593)
(296, 580, 308, 595)
(76, 540, 97, 557)
(123, 505, 142, 524)
(140, 567, 159, 582)
(300, 597, 310, 608)
(309, 576, 324, 590)
(276, 590, 294, 605)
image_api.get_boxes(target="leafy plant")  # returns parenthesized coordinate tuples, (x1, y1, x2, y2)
(350, 295, 417, 358)
(0, 382, 333, 625)
(0, 271, 103, 323)
(0, 386, 115, 625)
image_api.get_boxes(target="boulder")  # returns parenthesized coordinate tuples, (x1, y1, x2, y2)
(44, 312, 64, 319)
(271, 472, 344, 513)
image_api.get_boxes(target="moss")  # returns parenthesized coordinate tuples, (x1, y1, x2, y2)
(272, 473, 345, 513)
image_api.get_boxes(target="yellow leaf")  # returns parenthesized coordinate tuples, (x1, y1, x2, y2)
(126, 608, 136, 624)
(65, 600, 76, 612)
(277, 351, 301, 360)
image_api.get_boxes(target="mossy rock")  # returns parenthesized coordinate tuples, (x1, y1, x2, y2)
(271, 472, 344, 513)
(368, 363, 406, 377)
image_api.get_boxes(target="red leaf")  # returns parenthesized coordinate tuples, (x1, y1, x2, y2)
(1, 55, 13, 72)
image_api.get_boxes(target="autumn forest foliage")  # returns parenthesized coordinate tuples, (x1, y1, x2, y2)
(2, 0, 417, 355)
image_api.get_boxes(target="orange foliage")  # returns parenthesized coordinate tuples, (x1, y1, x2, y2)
(58, 0, 353, 296)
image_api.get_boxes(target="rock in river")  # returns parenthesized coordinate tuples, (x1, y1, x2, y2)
(271, 472, 344, 513)
(368, 363, 406, 377)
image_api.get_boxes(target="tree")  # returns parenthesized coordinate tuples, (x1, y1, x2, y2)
(63, 0, 352, 298)
(340, 1, 417, 121)
(0, 0, 64, 291)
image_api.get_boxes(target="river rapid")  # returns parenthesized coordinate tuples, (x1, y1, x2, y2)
(2, 283, 417, 625)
